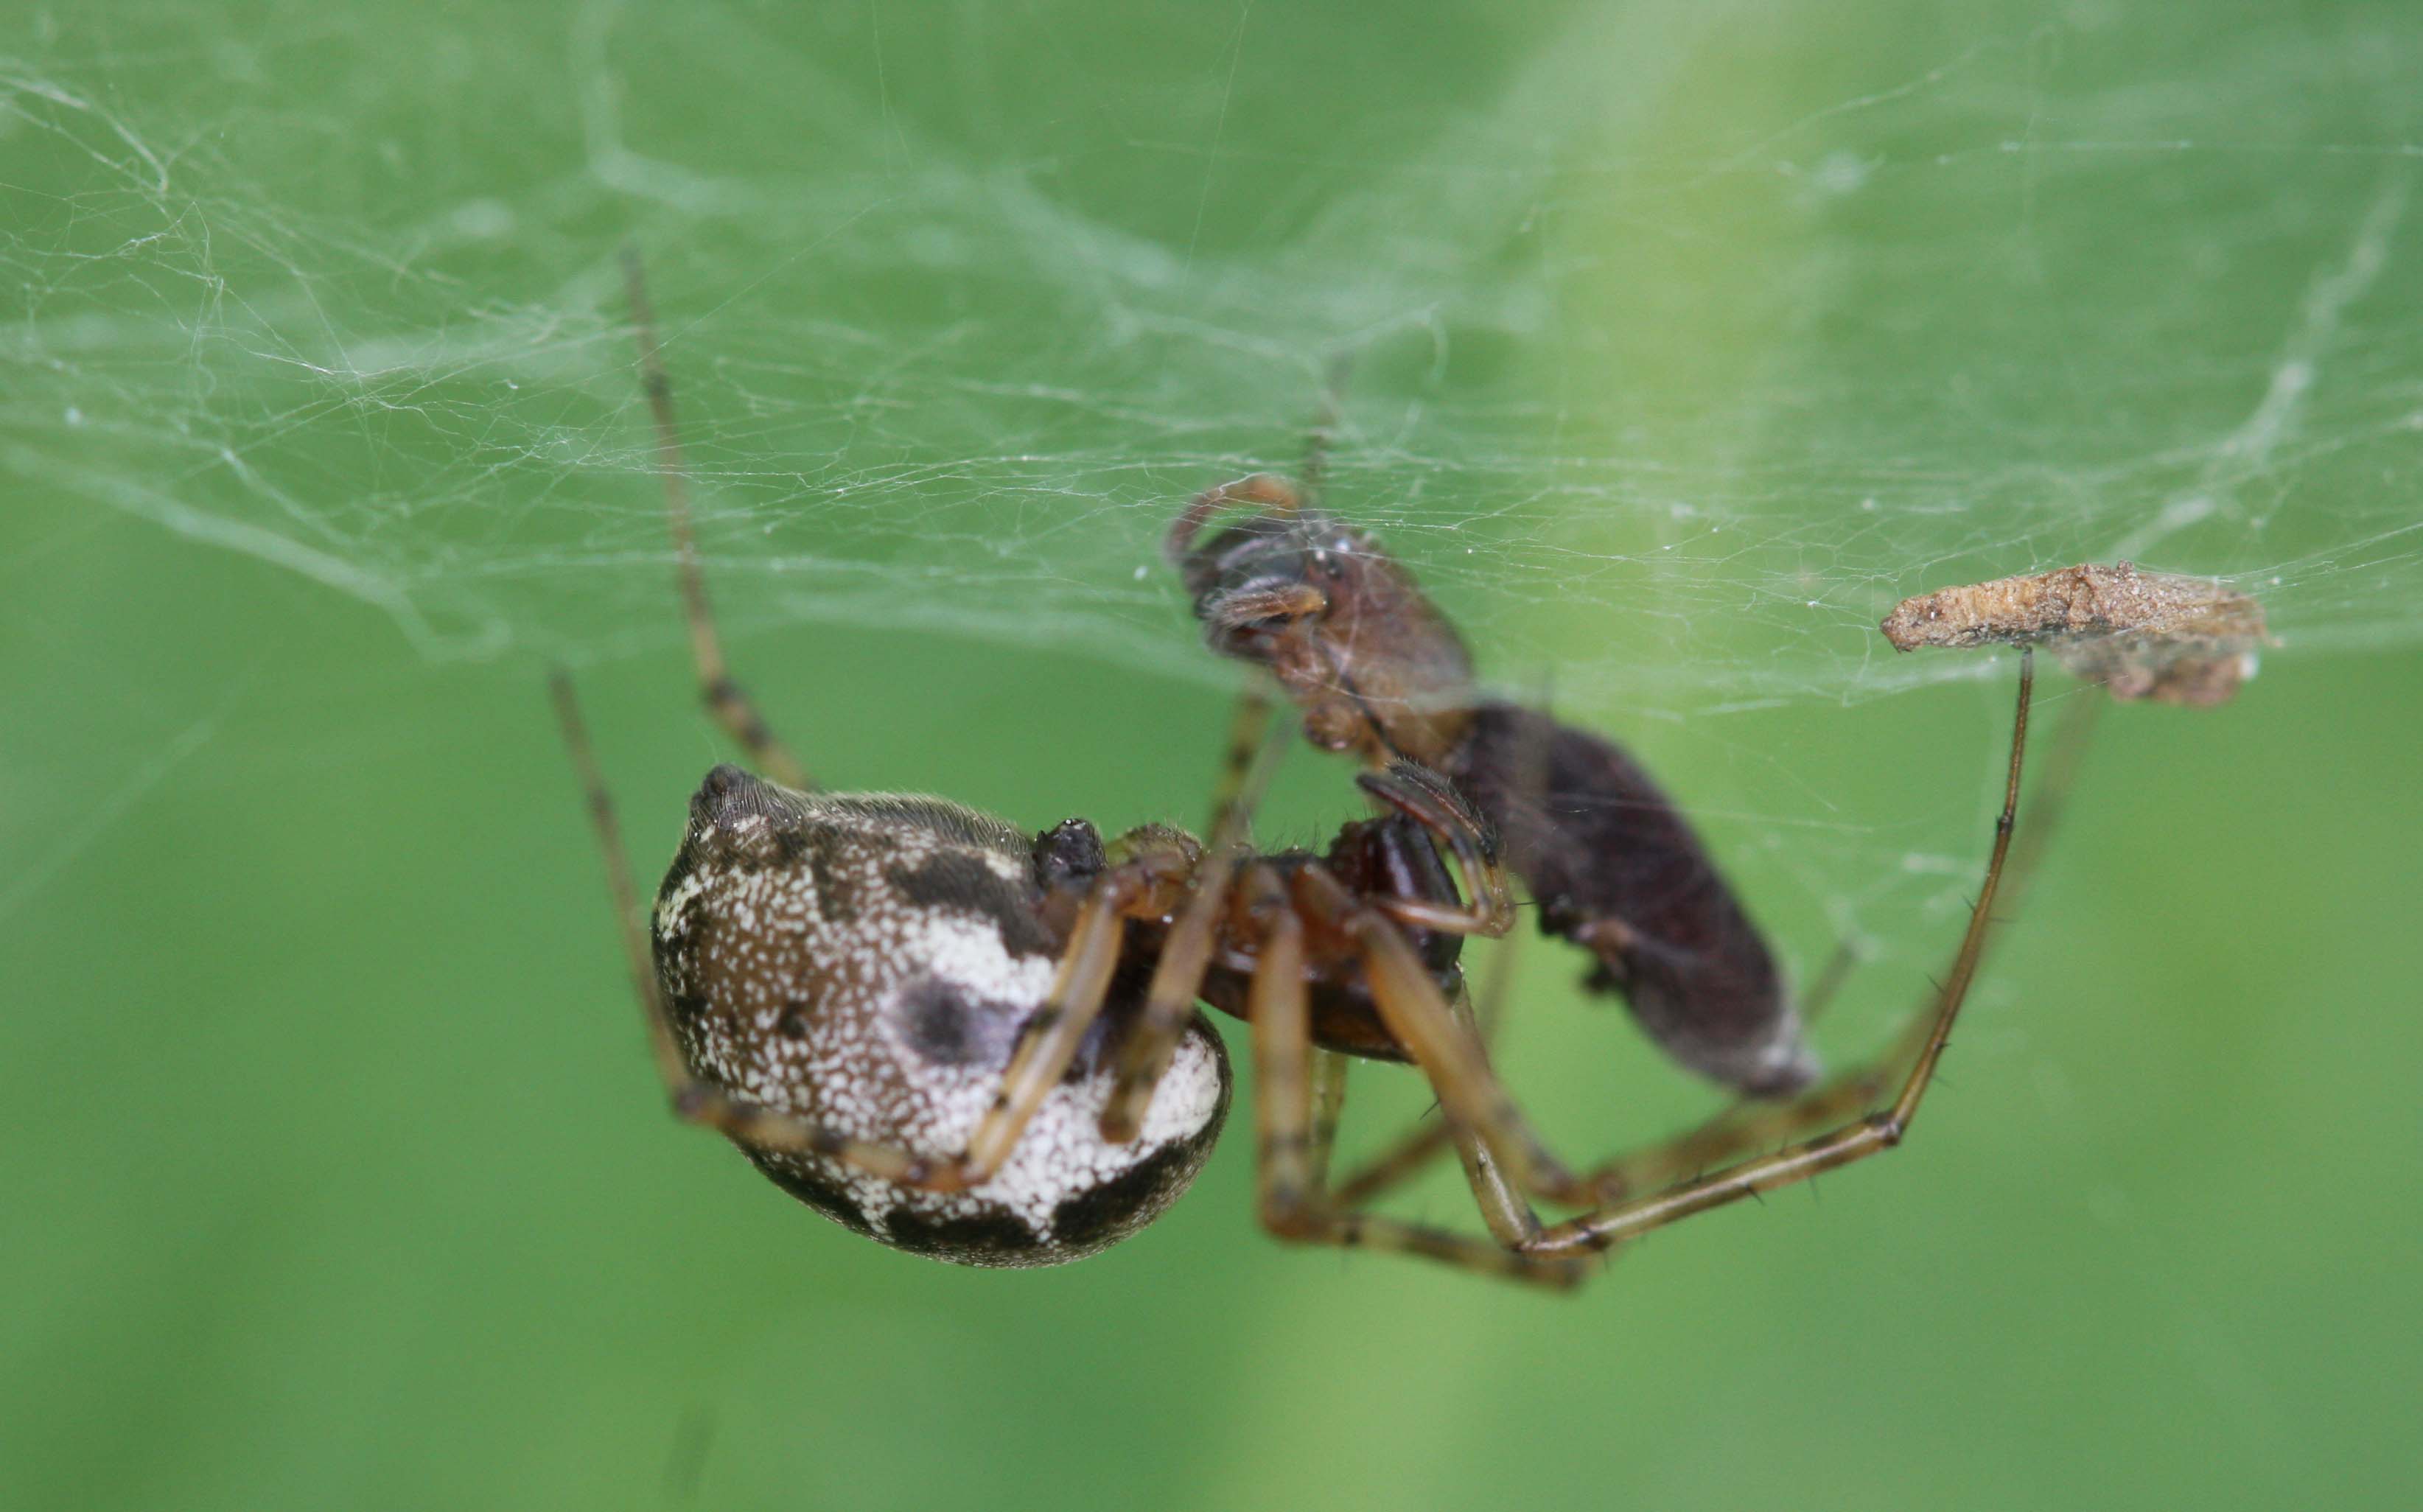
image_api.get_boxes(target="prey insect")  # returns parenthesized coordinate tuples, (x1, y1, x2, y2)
(1170, 472, 1822, 1096)
(556, 257, 2037, 1287)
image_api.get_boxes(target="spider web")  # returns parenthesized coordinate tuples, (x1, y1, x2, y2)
(5, 1, 2418, 976)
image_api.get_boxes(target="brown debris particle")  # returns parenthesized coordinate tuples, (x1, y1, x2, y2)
(1881, 561, 2268, 707)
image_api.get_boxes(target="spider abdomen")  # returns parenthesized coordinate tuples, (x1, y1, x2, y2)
(650, 767, 1230, 1265)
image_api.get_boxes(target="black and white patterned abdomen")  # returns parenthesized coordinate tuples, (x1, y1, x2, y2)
(651, 772, 1231, 1266)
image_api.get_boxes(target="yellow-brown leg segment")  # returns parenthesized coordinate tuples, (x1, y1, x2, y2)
(1570, 657, 2055, 1205)
(1307, 1048, 1349, 1194)
(1565, 1009, 1938, 1206)
(1099, 844, 1243, 1141)
(1242, 864, 1584, 1289)
(1330, 930, 1523, 1208)
(1439, 984, 1547, 1248)
(955, 875, 1142, 1179)
(1524, 651, 2035, 1257)
(1551, 937, 1869, 1203)
(621, 248, 811, 791)
(1335, 946, 1867, 1213)
(1999, 686, 2102, 920)
(1797, 938, 1861, 1029)
(1292, 865, 1601, 1211)
(1102, 711, 1290, 1144)
(1205, 684, 1276, 839)
(1340, 657, 2037, 1214)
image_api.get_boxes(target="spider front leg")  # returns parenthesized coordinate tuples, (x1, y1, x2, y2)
(1099, 842, 1245, 1141)
(1240, 862, 1584, 1289)
(1337, 678, 2045, 1213)
(622, 248, 811, 791)
(1290, 864, 1602, 1211)
(1102, 717, 1291, 1143)
(553, 672, 933, 1183)
(1204, 683, 1278, 837)
(1524, 651, 2035, 1258)
(1330, 926, 1524, 1208)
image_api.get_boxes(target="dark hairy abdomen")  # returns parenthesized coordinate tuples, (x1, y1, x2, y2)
(1452, 702, 1805, 1093)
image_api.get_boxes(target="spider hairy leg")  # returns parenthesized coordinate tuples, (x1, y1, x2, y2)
(621, 248, 812, 790)
(1327, 922, 1525, 1209)
(1438, 984, 1548, 1248)
(1244, 862, 1585, 1289)
(1522, 651, 2035, 1256)
(1204, 683, 1276, 837)
(1292, 864, 1599, 1211)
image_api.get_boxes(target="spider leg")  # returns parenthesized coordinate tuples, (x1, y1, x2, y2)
(621, 248, 811, 791)
(1436, 982, 1547, 1247)
(553, 668, 1134, 1197)
(949, 871, 1142, 1180)
(1330, 929, 1521, 1208)
(1204, 682, 1277, 838)
(1306, 1046, 1349, 1194)
(1576, 1021, 1918, 1203)
(1797, 937, 1861, 1029)
(760, 869, 1163, 1194)
(1298, 349, 1353, 501)
(553, 671, 927, 1180)
(1577, 669, 2074, 1203)
(1242, 862, 1583, 1289)
(1356, 762, 1514, 937)
(1550, 937, 1866, 1198)
(1099, 843, 1244, 1141)
(1521, 651, 2035, 1257)
(1293, 864, 1599, 1210)
(1335, 917, 1869, 1211)
(1102, 713, 1288, 1142)
(1999, 685, 2102, 919)
(1340, 679, 2068, 1208)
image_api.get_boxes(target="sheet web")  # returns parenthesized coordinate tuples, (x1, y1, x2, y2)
(5, 3, 2419, 1010)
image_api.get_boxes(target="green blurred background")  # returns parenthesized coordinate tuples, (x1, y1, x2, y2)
(6, 1, 2420, 1508)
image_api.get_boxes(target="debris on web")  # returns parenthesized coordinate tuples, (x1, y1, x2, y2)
(1880, 563, 2269, 707)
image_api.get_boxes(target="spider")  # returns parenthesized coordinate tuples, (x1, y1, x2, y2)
(1169, 469, 1825, 1098)
(553, 253, 2037, 1288)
